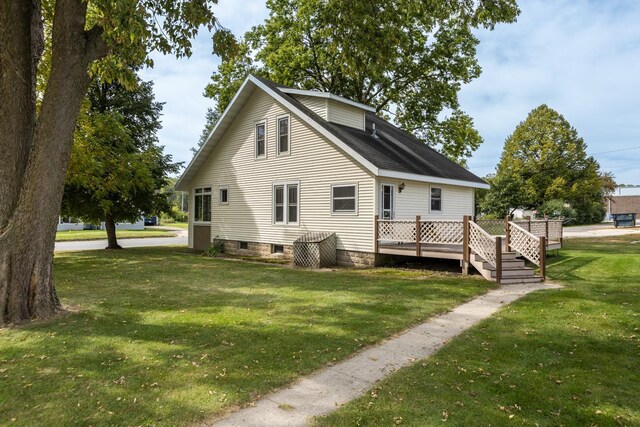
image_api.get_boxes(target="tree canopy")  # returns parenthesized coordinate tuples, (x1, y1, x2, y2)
(204, 0, 520, 164)
(481, 105, 611, 224)
(193, 107, 220, 154)
(62, 75, 180, 248)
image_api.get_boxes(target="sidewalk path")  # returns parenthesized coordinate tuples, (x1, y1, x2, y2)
(203, 282, 562, 427)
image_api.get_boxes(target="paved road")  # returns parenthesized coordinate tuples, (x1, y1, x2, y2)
(564, 223, 640, 238)
(54, 228, 187, 252)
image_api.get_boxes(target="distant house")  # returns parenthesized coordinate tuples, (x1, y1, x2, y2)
(606, 195, 640, 219)
(56, 217, 145, 232)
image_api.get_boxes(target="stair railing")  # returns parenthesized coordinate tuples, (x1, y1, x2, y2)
(508, 221, 546, 279)
(468, 219, 503, 283)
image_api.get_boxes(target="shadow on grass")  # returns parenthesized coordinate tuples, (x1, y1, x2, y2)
(316, 235, 640, 427)
(0, 247, 492, 426)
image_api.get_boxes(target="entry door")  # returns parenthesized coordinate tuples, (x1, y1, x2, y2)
(381, 184, 394, 219)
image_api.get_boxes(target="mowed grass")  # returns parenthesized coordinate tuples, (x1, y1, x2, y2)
(55, 229, 175, 241)
(317, 235, 640, 426)
(0, 248, 492, 426)
(162, 222, 189, 229)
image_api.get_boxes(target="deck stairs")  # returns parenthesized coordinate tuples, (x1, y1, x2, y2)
(469, 251, 544, 284)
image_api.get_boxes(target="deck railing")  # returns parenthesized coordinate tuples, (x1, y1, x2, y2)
(512, 218, 563, 243)
(477, 217, 563, 243)
(374, 215, 559, 283)
(468, 219, 505, 282)
(507, 221, 546, 278)
(376, 217, 464, 246)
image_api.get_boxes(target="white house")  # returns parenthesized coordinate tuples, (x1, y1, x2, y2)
(56, 217, 145, 232)
(176, 75, 489, 266)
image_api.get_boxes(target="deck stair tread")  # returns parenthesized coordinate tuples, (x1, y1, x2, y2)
(470, 250, 544, 284)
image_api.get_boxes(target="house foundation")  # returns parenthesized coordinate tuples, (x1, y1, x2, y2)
(217, 239, 376, 267)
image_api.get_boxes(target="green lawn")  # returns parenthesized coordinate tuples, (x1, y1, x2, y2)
(317, 235, 640, 426)
(55, 229, 175, 241)
(0, 248, 492, 426)
(164, 222, 188, 229)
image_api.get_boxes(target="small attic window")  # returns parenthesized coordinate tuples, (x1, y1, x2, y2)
(277, 115, 290, 155)
(255, 121, 266, 158)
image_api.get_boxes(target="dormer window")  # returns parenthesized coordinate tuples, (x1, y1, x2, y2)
(255, 120, 266, 159)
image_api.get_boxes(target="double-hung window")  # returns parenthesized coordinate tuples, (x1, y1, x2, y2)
(331, 184, 358, 214)
(255, 121, 266, 158)
(430, 187, 442, 212)
(277, 115, 290, 155)
(273, 183, 298, 224)
(194, 187, 212, 222)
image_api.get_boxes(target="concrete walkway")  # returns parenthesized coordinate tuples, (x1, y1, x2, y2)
(203, 282, 562, 427)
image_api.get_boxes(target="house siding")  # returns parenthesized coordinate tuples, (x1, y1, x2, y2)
(327, 99, 365, 130)
(376, 178, 475, 220)
(188, 88, 376, 253)
(292, 95, 327, 119)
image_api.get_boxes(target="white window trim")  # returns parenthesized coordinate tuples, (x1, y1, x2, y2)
(219, 185, 229, 205)
(380, 182, 395, 219)
(276, 114, 291, 156)
(254, 119, 267, 160)
(331, 183, 359, 216)
(272, 181, 300, 225)
(429, 186, 443, 214)
(193, 186, 212, 224)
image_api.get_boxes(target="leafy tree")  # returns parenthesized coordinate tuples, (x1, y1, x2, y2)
(62, 76, 180, 249)
(192, 107, 220, 154)
(483, 105, 608, 224)
(204, 0, 520, 164)
(0, 0, 227, 325)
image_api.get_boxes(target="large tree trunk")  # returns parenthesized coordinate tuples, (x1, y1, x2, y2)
(104, 215, 122, 250)
(0, 0, 107, 326)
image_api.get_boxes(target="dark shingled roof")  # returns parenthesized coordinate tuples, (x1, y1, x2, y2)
(253, 75, 486, 185)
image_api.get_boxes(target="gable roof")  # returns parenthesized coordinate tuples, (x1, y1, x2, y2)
(176, 75, 488, 190)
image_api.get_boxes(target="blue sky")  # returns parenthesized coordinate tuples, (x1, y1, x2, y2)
(141, 0, 640, 185)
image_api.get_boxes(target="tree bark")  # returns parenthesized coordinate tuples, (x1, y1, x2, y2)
(0, 0, 108, 326)
(104, 215, 122, 250)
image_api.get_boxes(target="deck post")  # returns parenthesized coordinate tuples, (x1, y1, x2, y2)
(495, 236, 502, 284)
(539, 236, 546, 280)
(527, 216, 531, 232)
(545, 218, 549, 241)
(505, 216, 511, 251)
(415, 215, 421, 256)
(462, 215, 470, 275)
(374, 215, 379, 254)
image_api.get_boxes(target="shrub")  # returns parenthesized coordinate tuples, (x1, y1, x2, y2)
(204, 236, 225, 257)
(538, 199, 576, 221)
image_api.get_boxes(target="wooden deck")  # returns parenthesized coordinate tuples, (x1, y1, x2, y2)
(374, 216, 563, 283)
(378, 242, 464, 260)
(378, 240, 561, 260)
